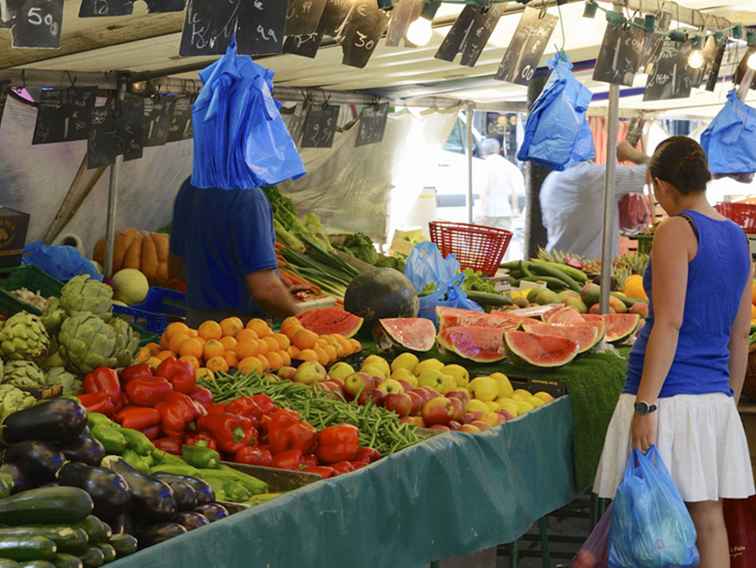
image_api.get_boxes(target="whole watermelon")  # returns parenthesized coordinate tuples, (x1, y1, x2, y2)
(344, 268, 419, 329)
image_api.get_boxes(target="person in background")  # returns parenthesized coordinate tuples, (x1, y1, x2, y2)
(540, 140, 649, 259)
(168, 178, 300, 327)
(477, 138, 525, 230)
(706, 172, 755, 205)
(594, 137, 754, 568)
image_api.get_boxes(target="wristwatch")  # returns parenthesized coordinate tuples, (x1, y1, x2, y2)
(634, 401, 658, 416)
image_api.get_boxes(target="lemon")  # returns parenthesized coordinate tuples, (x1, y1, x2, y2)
(443, 364, 470, 386)
(391, 352, 420, 373)
(415, 358, 445, 375)
(362, 355, 390, 376)
(490, 372, 514, 397)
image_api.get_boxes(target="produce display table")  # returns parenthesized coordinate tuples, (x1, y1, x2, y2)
(111, 397, 577, 568)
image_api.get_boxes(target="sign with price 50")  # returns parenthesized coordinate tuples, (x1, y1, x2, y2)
(11, 0, 63, 48)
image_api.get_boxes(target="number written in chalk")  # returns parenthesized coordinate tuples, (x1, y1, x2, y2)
(12, 0, 63, 48)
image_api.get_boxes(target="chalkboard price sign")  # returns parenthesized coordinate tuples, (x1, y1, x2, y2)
(179, 0, 237, 57)
(0, 83, 8, 128)
(300, 104, 339, 148)
(12, 0, 64, 49)
(644, 39, 693, 101)
(237, 0, 288, 56)
(593, 22, 644, 86)
(143, 96, 175, 148)
(32, 88, 96, 145)
(356, 103, 388, 147)
(283, 31, 322, 58)
(167, 96, 193, 143)
(145, 0, 186, 13)
(461, 6, 503, 68)
(87, 103, 118, 170)
(286, 0, 326, 36)
(118, 94, 145, 161)
(341, 0, 389, 69)
(495, 7, 557, 86)
(79, 0, 134, 18)
(435, 5, 479, 62)
(318, 0, 351, 37)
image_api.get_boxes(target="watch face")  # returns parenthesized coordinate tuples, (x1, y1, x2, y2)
(635, 402, 649, 414)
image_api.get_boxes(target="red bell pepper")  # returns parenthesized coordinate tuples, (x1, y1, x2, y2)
(156, 392, 202, 436)
(301, 453, 318, 468)
(250, 394, 275, 414)
(233, 446, 273, 467)
(120, 364, 153, 385)
(142, 426, 161, 440)
(154, 436, 183, 455)
(268, 421, 317, 454)
(197, 413, 257, 454)
(83, 368, 122, 406)
(260, 408, 300, 436)
(115, 406, 161, 430)
(304, 466, 336, 479)
(185, 433, 218, 451)
(354, 447, 381, 464)
(78, 392, 117, 418)
(226, 397, 262, 420)
(271, 449, 304, 470)
(157, 358, 196, 394)
(316, 424, 360, 465)
(125, 377, 173, 407)
(189, 386, 213, 408)
(206, 403, 228, 416)
(331, 461, 355, 475)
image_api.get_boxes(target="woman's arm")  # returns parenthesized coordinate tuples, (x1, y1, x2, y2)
(631, 217, 696, 450)
(728, 263, 753, 404)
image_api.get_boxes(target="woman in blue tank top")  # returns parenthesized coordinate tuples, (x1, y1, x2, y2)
(594, 137, 755, 567)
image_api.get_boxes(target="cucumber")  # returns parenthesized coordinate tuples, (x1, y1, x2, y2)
(0, 560, 20, 568)
(529, 261, 581, 291)
(465, 290, 513, 307)
(94, 546, 114, 564)
(533, 260, 588, 283)
(17, 563, 54, 568)
(79, 549, 103, 568)
(0, 529, 86, 556)
(0, 538, 56, 562)
(107, 535, 136, 558)
(0, 489, 92, 525)
(52, 555, 81, 568)
(73, 519, 109, 546)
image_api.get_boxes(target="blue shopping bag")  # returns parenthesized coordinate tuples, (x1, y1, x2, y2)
(608, 446, 699, 568)
(701, 90, 756, 175)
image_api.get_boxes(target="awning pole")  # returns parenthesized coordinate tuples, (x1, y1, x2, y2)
(737, 68, 754, 101)
(599, 83, 621, 314)
(466, 102, 474, 224)
(104, 79, 127, 278)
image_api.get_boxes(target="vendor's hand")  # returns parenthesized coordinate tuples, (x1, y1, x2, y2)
(630, 412, 658, 452)
(617, 140, 649, 165)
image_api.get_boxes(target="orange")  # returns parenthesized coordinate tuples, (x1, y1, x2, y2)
(198, 321, 223, 341)
(157, 350, 175, 361)
(238, 356, 264, 375)
(180, 355, 201, 370)
(266, 351, 283, 371)
(136, 347, 151, 363)
(203, 339, 225, 360)
(197, 368, 215, 382)
(236, 329, 259, 344)
(220, 317, 244, 338)
(220, 336, 238, 351)
(323, 344, 338, 363)
(164, 322, 190, 340)
(237, 339, 260, 359)
(349, 339, 362, 354)
(314, 347, 330, 366)
(257, 353, 270, 370)
(179, 337, 204, 359)
(144, 342, 161, 355)
(147, 356, 162, 369)
(247, 319, 272, 338)
(335, 335, 351, 354)
(272, 333, 291, 350)
(323, 335, 341, 348)
(206, 356, 229, 373)
(160, 334, 170, 350)
(280, 350, 292, 367)
(289, 345, 300, 358)
(168, 333, 191, 354)
(188, 329, 199, 337)
(297, 349, 318, 363)
(293, 329, 318, 351)
(224, 351, 239, 368)
(263, 337, 280, 353)
(281, 317, 302, 338)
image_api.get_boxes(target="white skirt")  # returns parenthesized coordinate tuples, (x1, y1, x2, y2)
(594, 393, 755, 502)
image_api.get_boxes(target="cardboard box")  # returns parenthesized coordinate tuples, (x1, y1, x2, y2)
(0, 207, 30, 268)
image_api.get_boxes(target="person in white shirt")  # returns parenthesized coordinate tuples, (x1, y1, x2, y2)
(540, 141, 649, 260)
(476, 138, 525, 230)
(706, 173, 755, 205)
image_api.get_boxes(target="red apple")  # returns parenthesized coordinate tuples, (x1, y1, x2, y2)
(318, 381, 345, 397)
(344, 372, 377, 399)
(400, 416, 425, 427)
(358, 387, 385, 406)
(383, 393, 412, 418)
(422, 396, 454, 426)
(460, 424, 481, 433)
(398, 380, 415, 392)
(448, 397, 465, 421)
(497, 410, 514, 422)
(471, 420, 491, 431)
(462, 411, 482, 424)
(445, 389, 471, 404)
(407, 391, 424, 415)
(416, 387, 437, 405)
(448, 420, 462, 431)
(278, 366, 297, 381)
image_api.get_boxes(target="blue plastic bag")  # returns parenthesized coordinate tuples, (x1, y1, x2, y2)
(192, 39, 305, 190)
(22, 241, 102, 282)
(518, 53, 595, 171)
(608, 447, 699, 568)
(404, 243, 481, 324)
(701, 90, 756, 175)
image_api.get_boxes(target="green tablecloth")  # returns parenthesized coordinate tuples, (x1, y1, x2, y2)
(112, 397, 576, 568)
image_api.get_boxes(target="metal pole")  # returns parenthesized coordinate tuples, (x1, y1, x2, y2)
(104, 79, 127, 278)
(466, 102, 474, 224)
(599, 83, 621, 314)
(737, 69, 754, 101)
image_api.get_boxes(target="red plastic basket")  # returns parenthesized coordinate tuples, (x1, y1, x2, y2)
(429, 221, 512, 276)
(715, 203, 756, 233)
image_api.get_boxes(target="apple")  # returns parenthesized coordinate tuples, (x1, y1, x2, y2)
(470, 420, 491, 431)
(400, 416, 425, 427)
(465, 399, 489, 415)
(278, 366, 297, 381)
(378, 379, 404, 395)
(480, 412, 502, 427)
(415, 387, 437, 405)
(448, 420, 462, 431)
(343, 372, 378, 398)
(469, 376, 498, 402)
(397, 380, 415, 392)
(460, 424, 481, 433)
(430, 424, 451, 432)
(358, 387, 385, 406)
(445, 389, 471, 404)
(294, 362, 327, 385)
(406, 390, 424, 415)
(329, 362, 355, 381)
(461, 411, 482, 424)
(438, 374, 457, 394)
(448, 397, 465, 421)
(383, 392, 412, 417)
(422, 396, 454, 426)
(497, 410, 514, 422)
(418, 369, 446, 393)
(318, 381, 345, 397)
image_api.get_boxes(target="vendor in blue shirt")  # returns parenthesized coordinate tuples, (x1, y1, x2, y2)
(169, 178, 300, 327)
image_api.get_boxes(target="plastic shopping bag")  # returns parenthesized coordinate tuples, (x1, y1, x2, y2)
(404, 242, 481, 324)
(608, 447, 699, 568)
(700, 90, 756, 175)
(572, 506, 612, 568)
(723, 497, 756, 568)
(22, 241, 102, 282)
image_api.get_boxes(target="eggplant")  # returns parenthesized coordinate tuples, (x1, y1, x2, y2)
(136, 523, 187, 549)
(59, 430, 105, 467)
(4, 442, 65, 485)
(4, 400, 86, 444)
(56, 463, 130, 519)
(178, 476, 214, 507)
(105, 512, 134, 537)
(173, 512, 209, 532)
(193, 503, 229, 523)
(153, 474, 198, 512)
(0, 464, 30, 495)
(101, 457, 175, 521)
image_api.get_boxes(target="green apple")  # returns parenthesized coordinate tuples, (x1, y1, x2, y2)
(465, 399, 489, 414)
(442, 364, 469, 387)
(512, 389, 533, 402)
(529, 396, 546, 408)
(438, 374, 457, 394)
(329, 362, 355, 382)
(418, 369, 445, 393)
(378, 378, 404, 395)
(496, 398, 520, 418)
(391, 353, 419, 373)
(514, 399, 535, 415)
(362, 364, 389, 380)
(414, 358, 444, 376)
(534, 391, 554, 403)
(294, 361, 327, 385)
(362, 355, 390, 376)
(490, 372, 514, 397)
(469, 376, 498, 402)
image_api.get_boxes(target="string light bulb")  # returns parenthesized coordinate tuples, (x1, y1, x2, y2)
(688, 37, 704, 69)
(748, 51, 756, 72)
(406, 17, 433, 46)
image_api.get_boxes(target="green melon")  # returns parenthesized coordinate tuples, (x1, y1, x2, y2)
(344, 268, 419, 328)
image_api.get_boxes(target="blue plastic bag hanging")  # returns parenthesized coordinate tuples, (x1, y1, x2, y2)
(518, 53, 595, 171)
(608, 446, 699, 568)
(192, 39, 305, 190)
(22, 241, 102, 283)
(700, 90, 756, 175)
(404, 243, 482, 324)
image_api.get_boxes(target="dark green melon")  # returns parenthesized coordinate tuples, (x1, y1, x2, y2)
(344, 268, 419, 329)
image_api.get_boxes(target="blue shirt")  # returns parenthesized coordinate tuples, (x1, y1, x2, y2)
(625, 210, 750, 398)
(170, 179, 277, 315)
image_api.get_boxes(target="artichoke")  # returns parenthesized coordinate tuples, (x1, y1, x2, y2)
(3, 361, 45, 389)
(58, 312, 118, 374)
(0, 312, 50, 361)
(0, 385, 36, 421)
(41, 297, 67, 335)
(110, 318, 140, 368)
(60, 275, 113, 318)
(0, 358, 3, 383)
(46, 367, 82, 395)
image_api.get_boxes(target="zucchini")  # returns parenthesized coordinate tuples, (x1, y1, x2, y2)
(465, 290, 513, 307)
(0, 529, 86, 555)
(52, 556, 81, 568)
(0, 537, 56, 561)
(73, 519, 109, 546)
(94, 546, 113, 564)
(529, 261, 581, 291)
(0, 560, 20, 568)
(107, 535, 136, 558)
(79, 549, 103, 568)
(17, 563, 54, 568)
(0, 489, 93, 525)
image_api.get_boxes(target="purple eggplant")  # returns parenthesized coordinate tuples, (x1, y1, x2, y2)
(60, 429, 106, 467)
(153, 474, 198, 512)
(136, 523, 187, 548)
(4, 441, 65, 485)
(57, 462, 131, 518)
(193, 503, 229, 523)
(173, 512, 210, 531)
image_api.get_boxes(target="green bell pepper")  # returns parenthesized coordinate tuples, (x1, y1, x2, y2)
(91, 424, 127, 454)
(122, 450, 152, 473)
(181, 444, 220, 469)
(120, 429, 154, 456)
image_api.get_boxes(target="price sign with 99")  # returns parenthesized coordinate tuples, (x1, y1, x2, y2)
(12, 0, 63, 49)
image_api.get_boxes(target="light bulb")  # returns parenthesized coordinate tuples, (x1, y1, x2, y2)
(406, 17, 433, 47)
(748, 51, 756, 71)
(688, 49, 705, 69)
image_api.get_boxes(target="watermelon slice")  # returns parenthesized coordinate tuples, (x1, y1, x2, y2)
(437, 325, 507, 363)
(600, 313, 641, 343)
(521, 322, 601, 354)
(504, 330, 579, 368)
(375, 318, 436, 352)
(543, 306, 585, 325)
(296, 307, 363, 338)
(436, 307, 529, 334)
